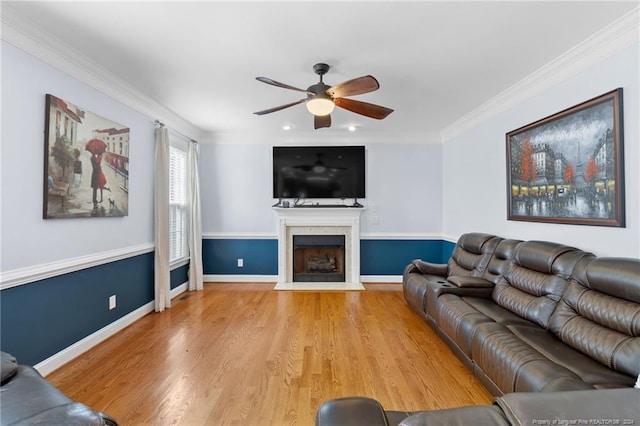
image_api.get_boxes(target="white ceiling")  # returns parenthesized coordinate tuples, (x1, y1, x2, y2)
(3, 1, 637, 141)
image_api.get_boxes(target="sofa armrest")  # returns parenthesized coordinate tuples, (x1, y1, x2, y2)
(1, 351, 18, 385)
(496, 388, 640, 426)
(447, 276, 494, 288)
(316, 397, 390, 426)
(410, 260, 448, 276)
(1, 364, 120, 426)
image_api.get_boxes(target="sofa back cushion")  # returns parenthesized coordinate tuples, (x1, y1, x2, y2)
(447, 233, 502, 278)
(482, 239, 522, 284)
(491, 241, 587, 328)
(548, 257, 640, 378)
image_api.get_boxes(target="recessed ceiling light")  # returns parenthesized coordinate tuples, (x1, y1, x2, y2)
(348, 125, 357, 132)
(282, 124, 291, 131)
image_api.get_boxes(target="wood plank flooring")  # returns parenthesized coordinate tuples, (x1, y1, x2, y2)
(46, 283, 492, 425)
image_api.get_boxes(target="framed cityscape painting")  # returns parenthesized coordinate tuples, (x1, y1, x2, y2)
(506, 88, 624, 227)
(43, 94, 130, 218)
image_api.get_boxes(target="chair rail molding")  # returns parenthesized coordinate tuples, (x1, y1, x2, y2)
(0, 244, 155, 290)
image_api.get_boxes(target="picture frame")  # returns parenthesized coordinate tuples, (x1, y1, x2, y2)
(506, 88, 624, 227)
(43, 94, 130, 218)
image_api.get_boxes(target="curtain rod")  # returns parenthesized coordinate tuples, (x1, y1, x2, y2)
(154, 120, 198, 144)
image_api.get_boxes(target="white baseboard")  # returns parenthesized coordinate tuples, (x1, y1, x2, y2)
(36, 282, 188, 377)
(361, 275, 403, 283)
(203, 275, 402, 283)
(204, 274, 277, 283)
(35, 301, 154, 377)
(274, 281, 365, 291)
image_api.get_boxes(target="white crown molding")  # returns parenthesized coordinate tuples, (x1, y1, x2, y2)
(1, 5, 202, 141)
(441, 6, 640, 142)
(200, 129, 442, 145)
(0, 243, 155, 290)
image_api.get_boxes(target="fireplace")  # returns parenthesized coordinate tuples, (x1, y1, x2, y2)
(293, 235, 345, 282)
(274, 207, 365, 290)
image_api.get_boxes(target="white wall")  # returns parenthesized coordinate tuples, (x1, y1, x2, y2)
(442, 43, 640, 257)
(1, 42, 156, 272)
(200, 143, 275, 234)
(200, 141, 443, 236)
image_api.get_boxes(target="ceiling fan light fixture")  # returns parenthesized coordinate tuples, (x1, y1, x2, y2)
(306, 97, 335, 116)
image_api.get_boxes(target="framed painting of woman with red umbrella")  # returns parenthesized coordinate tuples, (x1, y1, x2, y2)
(43, 94, 130, 218)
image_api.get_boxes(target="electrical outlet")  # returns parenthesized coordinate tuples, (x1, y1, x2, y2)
(109, 295, 116, 310)
(237, 258, 244, 268)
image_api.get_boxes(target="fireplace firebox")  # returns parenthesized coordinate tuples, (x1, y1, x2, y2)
(293, 235, 345, 282)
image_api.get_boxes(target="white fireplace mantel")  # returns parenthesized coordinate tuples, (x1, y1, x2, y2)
(274, 207, 365, 290)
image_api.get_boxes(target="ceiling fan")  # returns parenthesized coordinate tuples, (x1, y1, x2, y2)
(254, 63, 393, 129)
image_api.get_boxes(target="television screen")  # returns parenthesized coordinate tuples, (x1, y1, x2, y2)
(273, 146, 365, 199)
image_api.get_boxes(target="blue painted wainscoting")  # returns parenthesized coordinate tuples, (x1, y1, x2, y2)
(202, 239, 278, 275)
(360, 239, 453, 275)
(202, 237, 456, 278)
(0, 253, 155, 366)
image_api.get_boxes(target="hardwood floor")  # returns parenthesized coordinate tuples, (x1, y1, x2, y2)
(47, 283, 492, 425)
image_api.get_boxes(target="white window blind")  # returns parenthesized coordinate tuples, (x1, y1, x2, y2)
(169, 145, 187, 262)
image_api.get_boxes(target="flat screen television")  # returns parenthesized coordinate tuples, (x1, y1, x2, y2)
(273, 146, 365, 200)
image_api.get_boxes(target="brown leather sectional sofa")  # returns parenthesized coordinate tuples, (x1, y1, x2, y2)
(316, 232, 640, 425)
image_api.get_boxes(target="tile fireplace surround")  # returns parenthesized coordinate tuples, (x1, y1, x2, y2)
(273, 207, 365, 290)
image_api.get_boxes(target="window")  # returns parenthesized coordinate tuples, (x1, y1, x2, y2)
(169, 144, 188, 262)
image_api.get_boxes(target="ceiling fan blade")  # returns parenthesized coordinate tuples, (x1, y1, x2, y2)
(256, 77, 314, 95)
(334, 98, 393, 120)
(314, 114, 331, 129)
(327, 75, 380, 98)
(253, 99, 306, 115)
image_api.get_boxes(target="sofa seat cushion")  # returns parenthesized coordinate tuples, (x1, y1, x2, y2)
(471, 324, 585, 393)
(436, 295, 540, 358)
(437, 294, 495, 357)
(496, 388, 640, 426)
(463, 297, 540, 328)
(399, 405, 509, 426)
(508, 325, 635, 389)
